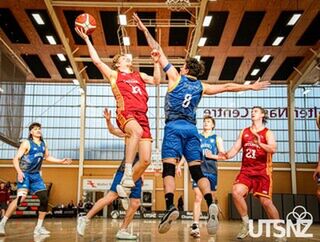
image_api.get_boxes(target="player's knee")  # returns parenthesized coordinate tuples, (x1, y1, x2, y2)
(232, 186, 244, 199)
(140, 157, 151, 168)
(16, 190, 28, 206)
(162, 163, 176, 178)
(130, 199, 140, 210)
(188, 165, 204, 183)
(36, 190, 48, 212)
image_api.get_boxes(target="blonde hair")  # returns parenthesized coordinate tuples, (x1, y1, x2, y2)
(112, 54, 125, 70)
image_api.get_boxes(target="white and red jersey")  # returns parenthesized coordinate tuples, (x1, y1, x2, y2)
(240, 127, 272, 176)
(111, 71, 149, 113)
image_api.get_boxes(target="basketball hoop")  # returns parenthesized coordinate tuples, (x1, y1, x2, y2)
(166, 0, 191, 11)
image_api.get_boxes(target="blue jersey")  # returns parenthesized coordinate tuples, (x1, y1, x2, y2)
(199, 132, 218, 175)
(165, 75, 203, 124)
(20, 139, 46, 173)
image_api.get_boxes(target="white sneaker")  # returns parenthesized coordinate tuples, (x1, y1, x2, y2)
(0, 223, 5, 236)
(207, 203, 219, 235)
(120, 197, 129, 211)
(121, 167, 135, 188)
(34, 226, 51, 235)
(33, 234, 50, 242)
(77, 216, 89, 236)
(116, 229, 137, 240)
(116, 184, 131, 198)
(190, 223, 200, 238)
(236, 222, 249, 239)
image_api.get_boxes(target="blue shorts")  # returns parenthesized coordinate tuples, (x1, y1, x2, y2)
(17, 172, 46, 194)
(110, 171, 142, 199)
(162, 120, 202, 162)
(192, 173, 217, 191)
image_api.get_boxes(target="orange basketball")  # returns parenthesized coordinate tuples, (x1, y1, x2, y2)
(75, 13, 96, 35)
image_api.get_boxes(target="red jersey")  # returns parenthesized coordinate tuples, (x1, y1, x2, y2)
(240, 127, 272, 176)
(111, 71, 148, 113)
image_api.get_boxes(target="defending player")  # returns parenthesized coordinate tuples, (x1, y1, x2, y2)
(0, 122, 72, 236)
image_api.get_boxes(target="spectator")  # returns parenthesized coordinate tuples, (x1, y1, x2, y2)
(67, 200, 75, 209)
(4, 182, 11, 195)
(10, 183, 17, 196)
(0, 182, 10, 218)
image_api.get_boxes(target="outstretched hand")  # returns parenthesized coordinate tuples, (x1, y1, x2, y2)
(151, 49, 160, 63)
(75, 27, 89, 40)
(217, 152, 228, 160)
(133, 13, 148, 32)
(61, 158, 72, 165)
(251, 79, 270, 91)
(103, 107, 112, 121)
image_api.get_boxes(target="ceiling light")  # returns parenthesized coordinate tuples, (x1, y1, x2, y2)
(198, 37, 207, 47)
(272, 36, 284, 46)
(57, 53, 66, 61)
(119, 14, 127, 26)
(251, 69, 260, 76)
(66, 67, 74, 75)
(302, 89, 311, 95)
(46, 35, 56, 45)
(194, 55, 201, 61)
(203, 16, 212, 27)
(287, 13, 302, 26)
(123, 37, 130, 46)
(72, 79, 79, 85)
(261, 55, 271, 62)
(244, 81, 251, 85)
(32, 13, 45, 25)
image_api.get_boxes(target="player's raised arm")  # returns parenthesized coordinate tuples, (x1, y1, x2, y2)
(75, 27, 116, 82)
(133, 13, 179, 86)
(139, 50, 161, 85)
(202, 79, 270, 96)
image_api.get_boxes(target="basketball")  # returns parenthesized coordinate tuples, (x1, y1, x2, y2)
(75, 13, 96, 35)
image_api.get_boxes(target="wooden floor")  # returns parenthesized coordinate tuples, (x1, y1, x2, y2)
(1, 218, 320, 242)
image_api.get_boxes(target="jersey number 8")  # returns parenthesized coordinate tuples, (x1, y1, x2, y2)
(182, 94, 192, 108)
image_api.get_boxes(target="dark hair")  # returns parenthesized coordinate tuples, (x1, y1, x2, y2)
(185, 58, 205, 79)
(252, 106, 268, 124)
(203, 116, 216, 130)
(28, 122, 43, 141)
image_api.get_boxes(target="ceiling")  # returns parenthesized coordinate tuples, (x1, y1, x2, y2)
(0, 0, 319, 86)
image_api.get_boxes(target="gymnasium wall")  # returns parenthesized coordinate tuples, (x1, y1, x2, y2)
(0, 159, 317, 219)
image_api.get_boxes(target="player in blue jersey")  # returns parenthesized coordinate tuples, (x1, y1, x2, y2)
(133, 13, 270, 235)
(0, 122, 72, 236)
(77, 108, 142, 240)
(177, 115, 224, 238)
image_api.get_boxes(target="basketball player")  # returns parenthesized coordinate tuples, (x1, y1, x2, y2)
(222, 106, 284, 241)
(178, 116, 224, 238)
(75, 27, 161, 190)
(0, 122, 72, 236)
(313, 112, 320, 201)
(176, 116, 225, 238)
(133, 13, 270, 235)
(77, 108, 142, 240)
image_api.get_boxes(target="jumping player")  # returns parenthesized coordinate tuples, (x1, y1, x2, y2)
(0, 122, 72, 236)
(223, 106, 284, 241)
(177, 116, 225, 238)
(133, 13, 270, 235)
(75, 27, 160, 190)
(313, 112, 320, 201)
(77, 108, 142, 240)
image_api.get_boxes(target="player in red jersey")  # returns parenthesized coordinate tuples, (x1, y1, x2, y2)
(313, 112, 320, 201)
(75, 27, 161, 190)
(222, 106, 283, 241)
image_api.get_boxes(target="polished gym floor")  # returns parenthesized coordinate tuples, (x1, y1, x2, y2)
(0, 218, 319, 242)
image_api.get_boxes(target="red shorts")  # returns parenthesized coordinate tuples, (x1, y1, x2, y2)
(234, 172, 272, 199)
(116, 110, 152, 140)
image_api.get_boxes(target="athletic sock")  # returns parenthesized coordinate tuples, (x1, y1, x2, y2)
(165, 193, 174, 210)
(204, 193, 213, 208)
(36, 219, 44, 228)
(1, 216, 8, 225)
(241, 215, 249, 224)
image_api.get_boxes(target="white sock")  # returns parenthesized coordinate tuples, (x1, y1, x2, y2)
(36, 219, 44, 228)
(1, 216, 8, 225)
(125, 163, 132, 169)
(241, 215, 249, 224)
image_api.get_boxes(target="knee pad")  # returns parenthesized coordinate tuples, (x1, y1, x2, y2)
(36, 190, 48, 212)
(162, 163, 176, 178)
(17, 190, 28, 206)
(189, 165, 205, 183)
